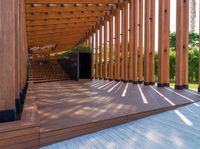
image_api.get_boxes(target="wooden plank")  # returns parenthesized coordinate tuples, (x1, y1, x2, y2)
(26, 5, 112, 13)
(158, 0, 170, 87)
(26, 0, 117, 4)
(92, 33, 95, 79)
(175, 0, 189, 89)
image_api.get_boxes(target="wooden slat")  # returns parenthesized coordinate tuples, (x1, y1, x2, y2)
(26, 5, 112, 13)
(92, 33, 95, 79)
(26, 0, 117, 4)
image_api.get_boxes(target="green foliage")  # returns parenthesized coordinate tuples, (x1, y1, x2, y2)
(155, 48, 199, 83)
(61, 44, 91, 57)
(170, 32, 199, 50)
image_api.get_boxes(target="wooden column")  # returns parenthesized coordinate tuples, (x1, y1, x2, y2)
(115, 9, 121, 81)
(175, 0, 189, 89)
(104, 21, 108, 79)
(158, 0, 170, 87)
(92, 33, 95, 79)
(95, 29, 99, 78)
(144, 0, 155, 85)
(138, 0, 144, 83)
(109, 16, 114, 80)
(124, 1, 129, 82)
(0, 0, 28, 122)
(199, 1, 200, 92)
(129, 0, 134, 81)
(133, 0, 140, 83)
(121, 8, 125, 81)
(99, 26, 103, 79)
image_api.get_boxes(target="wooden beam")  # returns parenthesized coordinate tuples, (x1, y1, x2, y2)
(175, 0, 189, 89)
(26, 0, 117, 4)
(158, 0, 170, 87)
(26, 5, 112, 13)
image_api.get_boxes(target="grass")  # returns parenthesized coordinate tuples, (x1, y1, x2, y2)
(170, 82, 198, 89)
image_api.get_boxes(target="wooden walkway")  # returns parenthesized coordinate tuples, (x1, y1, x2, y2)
(30, 80, 200, 146)
(40, 101, 200, 149)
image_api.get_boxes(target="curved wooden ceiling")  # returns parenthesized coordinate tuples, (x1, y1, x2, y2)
(25, 0, 119, 52)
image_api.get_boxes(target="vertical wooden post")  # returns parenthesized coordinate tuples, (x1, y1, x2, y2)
(133, 0, 139, 83)
(95, 29, 99, 78)
(144, 0, 155, 85)
(99, 26, 103, 79)
(92, 33, 95, 79)
(115, 9, 121, 81)
(158, 0, 170, 87)
(175, 0, 189, 89)
(199, 1, 200, 92)
(104, 20, 108, 79)
(138, 0, 144, 83)
(109, 16, 114, 80)
(124, 1, 129, 82)
(121, 8, 125, 81)
(129, 0, 134, 81)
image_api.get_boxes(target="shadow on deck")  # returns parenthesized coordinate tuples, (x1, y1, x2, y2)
(1, 80, 200, 148)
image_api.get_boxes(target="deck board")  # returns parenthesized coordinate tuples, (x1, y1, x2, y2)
(28, 80, 200, 146)
(41, 101, 200, 149)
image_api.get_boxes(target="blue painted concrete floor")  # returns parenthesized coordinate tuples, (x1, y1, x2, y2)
(41, 101, 200, 149)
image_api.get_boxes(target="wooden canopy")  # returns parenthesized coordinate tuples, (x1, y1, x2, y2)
(26, 0, 119, 51)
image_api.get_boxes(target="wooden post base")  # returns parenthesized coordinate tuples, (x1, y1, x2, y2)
(157, 83, 170, 87)
(144, 82, 155, 86)
(175, 85, 188, 90)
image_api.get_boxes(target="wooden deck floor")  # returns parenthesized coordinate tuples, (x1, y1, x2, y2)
(40, 101, 200, 149)
(29, 80, 200, 146)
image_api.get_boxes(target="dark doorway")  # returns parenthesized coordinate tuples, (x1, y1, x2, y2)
(79, 52, 91, 79)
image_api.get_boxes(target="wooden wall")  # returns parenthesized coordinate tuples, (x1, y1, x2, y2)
(0, 0, 28, 122)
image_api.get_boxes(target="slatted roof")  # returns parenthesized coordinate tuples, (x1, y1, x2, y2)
(25, 0, 119, 52)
